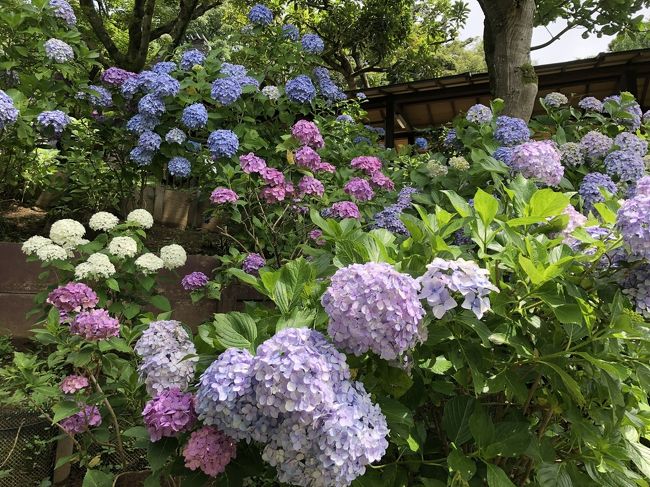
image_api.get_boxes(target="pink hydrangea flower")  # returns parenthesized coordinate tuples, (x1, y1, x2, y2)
(295, 146, 321, 170)
(60, 375, 90, 394)
(315, 161, 336, 173)
(260, 167, 285, 185)
(142, 389, 196, 441)
(260, 185, 287, 203)
(47, 282, 98, 318)
(239, 152, 266, 174)
(344, 177, 375, 201)
(309, 229, 326, 245)
(183, 426, 237, 477)
(324, 201, 361, 219)
(298, 176, 324, 197)
(351, 156, 382, 175)
(60, 405, 102, 435)
(291, 120, 324, 148)
(210, 187, 238, 204)
(370, 171, 395, 190)
(69, 309, 119, 340)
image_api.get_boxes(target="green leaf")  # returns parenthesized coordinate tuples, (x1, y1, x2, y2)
(537, 463, 572, 487)
(123, 303, 141, 320)
(82, 469, 114, 487)
(469, 405, 494, 447)
(540, 361, 585, 405)
(123, 426, 149, 439)
(552, 304, 583, 325)
(528, 189, 570, 218)
(518, 255, 544, 286)
(447, 449, 476, 481)
(98, 337, 131, 353)
(147, 437, 177, 472)
(276, 308, 315, 332)
(149, 295, 171, 312)
(105, 278, 120, 292)
(474, 188, 499, 225)
(442, 190, 472, 217)
(442, 396, 476, 446)
(52, 401, 80, 423)
(212, 312, 258, 352)
(486, 464, 516, 487)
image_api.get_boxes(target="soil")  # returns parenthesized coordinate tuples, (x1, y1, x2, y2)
(0, 202, 228, 255)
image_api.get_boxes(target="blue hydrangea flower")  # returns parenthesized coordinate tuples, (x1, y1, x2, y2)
(414, 137, 428, 150)
(151, 61, 177, 74)
(181, 103, 208, 129)
(187, 141, 201, 152)
(44, 38, 74, 63)
(559, 142, 584, 167)
(126, 114, 159, 135)
(133, 71, 180, 97)
(579, 96, 603, 112)
(285, 75, 316, 103)
(466, 104, 492, 124)
(604, 150, 645, 182)
(37, 110, 70, 135)
(220, 63, 247, 78)
(301, 34, 324, 54)
(0, 90, 19, 129)
(211, 78, 242, 105)
(168, 157, 191, 177)
(443, 128, 461, 149)
(282, 24, 299, 41)
(138, 94, 165, 117)
(138, 130, 162, 151)
(180, 49, 206, 70)
(130, 146, 155, 166)
(356, 92, 367, 100)
(354, 136, 372, 145)
(86, 85, 113, 108)
(313, 67, 345, 102)
(579, 172, 617, 210)
(494, 116, 530, 146)
(614, 132, 648, 157)
(580, 130, 613, 160)
(336, 114, 354, 123)
(372, 204, 408, 235)
(165, 128, 186, 144)
(604, 94, 643, 130)
(493, 146, 514, 165)
(248, 4, 273, 25)
(207, 130, 239, 158)
(49, 0, 76, 26)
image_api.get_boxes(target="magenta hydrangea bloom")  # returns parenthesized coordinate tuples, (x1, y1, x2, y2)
(70, 309, 119, 340)
(239, 152, 267, 174)
(183, 426, 237, 477)
(260, 184, 288, 203)
(295, 145, 321, 170)
(47, 282, 98, 317)
(323, 201, 361, 219)
(210, 187, 238, 204)
(142, 389, 196, 441)
(351, 155, 382, 175)
(260, 167, 285, 185)
(322, 262, 426, 360)
(509, 140, 564, 186)
(344, 177, 375, 201)
(181, 271, 209, 291)
(60, 375, 90, 394)
(297, 176, 324, 197)
(242, 253, 265, 275)
(314, 161, 336, 173)
(291, 120, 324, 148)
(308, 229, 325, 245)
(370, 171, 395, 190)
(60, 405, 102, 435)
(101, 67, 135, 87)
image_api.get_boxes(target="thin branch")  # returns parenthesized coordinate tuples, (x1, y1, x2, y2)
(88, 374, 127, 468)
(0, 420, 23, 468)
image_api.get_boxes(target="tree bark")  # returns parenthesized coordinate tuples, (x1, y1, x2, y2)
(478, 0, 537, 120)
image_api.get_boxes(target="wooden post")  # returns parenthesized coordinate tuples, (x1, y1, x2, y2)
(52, 436, 74, 484)
(385, 96, 395, 148)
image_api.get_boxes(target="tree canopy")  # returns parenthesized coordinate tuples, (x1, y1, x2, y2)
(609, 21, 650, 52)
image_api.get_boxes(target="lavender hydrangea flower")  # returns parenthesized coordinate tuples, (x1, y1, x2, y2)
(37, 110, 70, 135)
(344, 177, 374, 201)
(138, 130, 161, 151)
(373, 204, 408, 235)
(211, 77, 242, 105)
(183, 426, 237, 477)
(622, 264, 650, 317)
(579, 96, 603, 112)
(168, 157, 191, 177)
(0, 90, 19, 129)
(70, 309, 119, 340)
(142, 389, 196, 441)
(580, 130, 613, 160)
(443, 128, 460, 148)
(138, 94, 165, 117)
(301, 34, 324, 54)
(322, 263, 425, 360)
(494, 116, 530, 146)
(101, 67, 135, 87)
(604, 94, 642, 130)
(181, 271, 209, 291)
(417, 258, 499, 319)
(282, 24, 300, 41)
(49, 0, 76, 26)
(239, 152, 266, 174)
(357, 92, 367, 100)
(350, 155, 382, 175)
(292, 119, 324, 148)
(47, 282, 98, 317)
(559, 142, 584, 167)
(207, 130, 239, 158)
(509, 140, 564, 186)
(151, 61, 176, 74)
(261, 85, 280, 100)
(604, 150, 645, 182)
(210, 187, 238, 204)
(543, 92, 568, 107)
(242, 253, 265, 275)
(248, 4, 273, 25)
(60, 405, 101, 435)
(60, 375, 89, 394)
(126, 114, 159, 135)
(165, 127, 186, 144)
(415, 137, 428, 150)
(322, 201, 361, 219)
(336, 114, 354, 123)
(130, 146, 154, 166)
(617, 188, 650, 259)
(44, 38, 74, 63)
(180, 49, 205, 70)
(295, 146, 321, 170)
(181, 103, 208, 130)
(579, 172, 617, 210)
(309, 229, 325, 245)
(298, 176, 325, 197)
(614, 132, 648, 157)
(466, 104, 492, 123)
(285, 75, 316, 103)
(84, 85, 113, 108)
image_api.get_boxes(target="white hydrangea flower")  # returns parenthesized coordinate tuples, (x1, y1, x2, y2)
(22, 236, 52, 255)
(127, 209, 154, 229)
(36, 243, 68, 262)
(262, 85, 280, 100)
(135, 253, 164, 274)
(108, 236, 138, 259)
(74, 262, 94, 280)
(49, 219, 86, 246)
(75, 253, 116, 280)
(89, 211, 119, 231)
(160, 244, 187, 269)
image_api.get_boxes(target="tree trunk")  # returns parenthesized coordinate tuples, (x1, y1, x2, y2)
(479, 0, 537, 120)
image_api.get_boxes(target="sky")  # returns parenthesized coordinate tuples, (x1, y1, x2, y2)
(461, 0, 649, 65)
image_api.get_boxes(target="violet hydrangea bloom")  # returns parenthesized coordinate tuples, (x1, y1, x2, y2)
(180, 49, 205, 70)
(168, 157, 191, 177)
(301, 34, 324, 54)
(614, 132, 648, 157)
(0, 90, 19, 129)
(142, 389, 196, 441)
(509, 140, 564, 186)
(308, 229, 325, 245)
(322, 201, 361, 219)
(295, 145, 321, 170)
(242, 253, 265, 276)
(466, 104, 492, 123)
(579, 96, 603, 112)
(49, 0, 76, 26)
(37, 110, 70, 135)
(207, 130, 239, 158)
(70, 309, 119, 340)
(183, 426, 237, 477)
(617, 179, 650, 259)
(260, 167, 285, 185)
(282, 24, 300, 41)
(579, 172, 617, 211)
(313, 67, 346, 102)
(60, 375, 89, 394)
(47, 282, 98, 317)
(285, 75, 316, 103)
(322, 262, 426, 360)
(604, 150, 645, 182)
(298, 176, 324, 197)
(101, 67, 135, 87)
(336, 114, 354, 123)
(370, 171, 395, 190)
(210, 187, 238, 204)
(580, 131, 613, 160)
(239, 152, 266, 173)
(350, 155, 382, 175)
(494, 116, 530, 146)
(291, 120, 324, 148)
(344, 177, 374, 201)
(60, 405, 101, 435)
(248, 4, 273, 25)
(559, 142, 584, 167)
(417, 258, 499, 319)
(181, 271, 209, 291)
(181, 103, 208, 129)
(130, 146, 154, 166)
(44, 38, 74, 63)
(604, 94, 643, 130)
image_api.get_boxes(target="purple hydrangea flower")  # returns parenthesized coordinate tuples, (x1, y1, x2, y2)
(239, 152, 266, 174)
(142, 389, 196, 441)
(138, 94, 165, 117)
(580, 131, 613, 160)
(559, 142, 584, 167)
(466, 104, 492, 123)
(604, 94, 643, 130)
(181, 103, 208, 130)
(0, 90, 19, 129)
(543, 92, 568, 107)
(60, 405, 102, 435)
(354, 136, 372, 145)
(336, 114, 354, 123)
(168, 157, 191, 177)
(210, 187, 238, 204)
(285, 75, 316, 103)
(372, 204, 408, 235)
(44, 38, 74, 63)
(298, 176, 324, 197)
(183, 426, 237, 477)
(558, 204, 587, 243)
(70, 309, 119, 340)
(60, 375, 89, 394)
(260, 184, 290, 203)
(322, 263, 425, 360)
(309, 229, 325, 245)
(371, 171, 395, 191)
(138, 130, 162, 151)
(292, 120, 324, 148)
(49, 0, 76, 26)
(322, 201, 361, 219)
(282, 24, 300, 41)
(622, 264, 650, 317)
(151, 61, 176, 74)
(344, 177, 374, 201)
(579, 172, 617, 210)
(295, 145, 321, 170)
(397, 186, 419, 206)
(211, 77, 242, 105)
(604, 150, 645, 182)
(101, 67, 135, 87)
(180, 49, 205, 70)
(242, 253, 265, 275)
(130, 146, 154, 166)
(614, 132, 648, 157)
(207, 130, 239, 158)
(579, 96, 603, 112)
(260, 167, 285, 185)
(350, 155, 382, 175)
(494, 116, 530, 146)
(165, 127, 186, 144)
(417, 258, 499, 319)
(357, 92, 367, 100)
(414, 137, 428, 150)
(181, 271, 209, 291)
(301, 34, 324, 54)
(37, 110, 70, 135)
(617, 189, 650, 259)
(126, 114, 159, 135)
(248, 4, 273, 25)
(313, 67, 346, 102)
(47, 282, 98, 317)
(509, 140, 564, 186)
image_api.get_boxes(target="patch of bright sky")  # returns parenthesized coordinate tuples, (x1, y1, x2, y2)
(461, 0, 650, 65)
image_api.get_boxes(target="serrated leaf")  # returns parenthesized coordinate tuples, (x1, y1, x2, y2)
(149, 295, 171, 312)
(442, 396, 476, 446)
(537, 463, 572, 487)
(212, 312, 258, 352)
(486, 464, 516, 487)
(474, 188, 499, 225)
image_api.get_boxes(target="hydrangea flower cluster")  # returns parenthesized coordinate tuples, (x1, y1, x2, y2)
(494, 116, 530, 146)
(242, 253, 265, 275)
(301, 34, 325, 54)
(160, 244, 186, 269)
(579, 96, 603, 112)
(622, 264, 650, 317)
(50, 219, 86, 247)
(614, 132, 648, 157)
(37, 110, 70, 135)
(181, 271, 209, 291)
(298, 176, 325, 197)
(21, 236, 53, 256)
(36, 244, 68, 262)
(604, 94, 642, 130)
(449, 156, 470, 171)
(165, 128, 186, 145)
(47, 282, 98, 318)
(543, 92, 568, 107)
(322, 201, 361, 219)
(60, 375, 89, 394)
(604, 150, 645, 182)
(0, 90, 19, 129)
(239, 152, 266, 174)
(134, 320, 198, 396)
(313, 67, 346, 102)
(578, 172, 617, 211)
(286, 75, 316, 103)
(336, 114, 354, 123)
(180, 49, 205, 70)
(617, 176, 650, 259)
(509, 140, 564, 186)
(168, 157, 191, 177)
(417, 258, 499, 319)
(344, 177, 374, 201)
(142, 389, 196, 441)
(60, 405, 102, 435)
(323, 263, 426, 359)
(74, 253, 116, 280)
(559, 142, 584, 167)
(44, 38, 74, 63)
(248, 4, 273, 25)
(100, 67, 135, 87)
(183, 426, 237, 477)
(372, 187, 418, 235)
(85, 85, 113, 108)
(291, 120, 324, 148)
(70, 308, 120, 340)
(262, 85, 280, 100)
(152, 61, 176, 74)
(414, 137, 428, 150)
(210, 187, 238, 204)
(135, 253, 164, 274)
(558, 204, 588, 243)
(49, 0, 76, 25)
(127, 209, 154, 229)
(107, 236, 138, 259)
(580, 131, 613, 160)
(211, 77, 242, 105)
(181, 103, 208, 129)
(207, 130, 239, 159)
(89, 211, 119, 231)
(466, 104, 492, 123)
